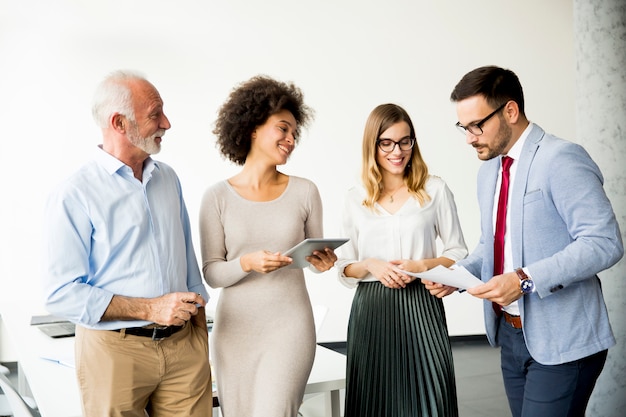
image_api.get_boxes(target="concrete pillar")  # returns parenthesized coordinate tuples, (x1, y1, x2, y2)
(573, 0, 626, 415)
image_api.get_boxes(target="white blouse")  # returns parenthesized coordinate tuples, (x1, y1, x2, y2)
(336, 175, 468, 288)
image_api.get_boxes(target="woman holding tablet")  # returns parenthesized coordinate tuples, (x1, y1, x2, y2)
(199, 75, 337, 417)
(336, 104, 468, 417)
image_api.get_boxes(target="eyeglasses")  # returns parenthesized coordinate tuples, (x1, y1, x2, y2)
(376, 137, 415, 153)
(455, 102, 507, 136)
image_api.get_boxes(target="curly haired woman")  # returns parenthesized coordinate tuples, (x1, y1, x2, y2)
(199, 75, 337, 417)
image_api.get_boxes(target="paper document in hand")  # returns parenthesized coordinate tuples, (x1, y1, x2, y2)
(403, 265, 483, 290)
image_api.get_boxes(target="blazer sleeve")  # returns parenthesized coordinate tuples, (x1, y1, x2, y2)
(521, 139, 623, 296)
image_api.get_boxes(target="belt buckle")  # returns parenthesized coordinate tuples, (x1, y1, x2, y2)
(504, 312, 522, 329)
(151, 326, 168, 341)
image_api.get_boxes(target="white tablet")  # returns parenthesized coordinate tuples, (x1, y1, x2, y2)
(283, 238, 349, 269)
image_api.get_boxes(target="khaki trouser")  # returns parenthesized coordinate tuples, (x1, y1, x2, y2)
(75, 319, 212, 417)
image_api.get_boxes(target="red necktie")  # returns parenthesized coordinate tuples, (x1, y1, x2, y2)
(493, 156, 513, 316)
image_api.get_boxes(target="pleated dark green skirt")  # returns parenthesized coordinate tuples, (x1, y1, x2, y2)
(345, 281, 458, 417)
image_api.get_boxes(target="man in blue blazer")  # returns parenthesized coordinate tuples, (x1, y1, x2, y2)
(426, 66, 623, 417)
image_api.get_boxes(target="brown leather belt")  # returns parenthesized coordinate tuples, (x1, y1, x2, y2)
(113, 325, 184, 341)
(503, 311, 522, 329)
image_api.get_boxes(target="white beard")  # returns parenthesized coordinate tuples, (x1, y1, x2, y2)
(128, 122, 163, 155)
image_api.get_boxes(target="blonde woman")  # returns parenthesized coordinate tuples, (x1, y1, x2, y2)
(336, 103, 468, 416)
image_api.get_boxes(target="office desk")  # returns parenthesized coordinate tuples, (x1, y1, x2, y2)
(1, 309, 346, 417)
(1, 309, 81, 417)
(304, 345, 346, 417)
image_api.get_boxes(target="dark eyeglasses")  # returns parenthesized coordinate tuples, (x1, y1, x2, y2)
(455, 102, 507, 136)
(376, 137, 415, 153)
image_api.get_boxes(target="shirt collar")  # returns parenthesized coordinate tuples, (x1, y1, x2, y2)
(94, 145, 158, 176)
(505, 122, 533, 161)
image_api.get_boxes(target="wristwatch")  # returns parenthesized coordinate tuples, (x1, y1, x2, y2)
(515, 268, 535, 295)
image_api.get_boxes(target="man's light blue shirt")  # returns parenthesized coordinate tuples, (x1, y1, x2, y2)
(42, 147, 208, 330)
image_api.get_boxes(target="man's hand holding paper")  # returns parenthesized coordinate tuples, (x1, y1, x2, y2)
(401, 265, 483, 298)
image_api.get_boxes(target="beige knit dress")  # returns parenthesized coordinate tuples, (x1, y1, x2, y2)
(199, 176, 321, 417)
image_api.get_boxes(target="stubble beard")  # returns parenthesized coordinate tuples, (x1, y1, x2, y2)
(476, 116, 512, 161)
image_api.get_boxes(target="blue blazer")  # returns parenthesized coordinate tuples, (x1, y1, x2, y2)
(456, 124, 623, 365)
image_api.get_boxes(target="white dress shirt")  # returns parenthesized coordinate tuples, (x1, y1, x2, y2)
(497, 123, 533, 315)
(336, 176, 468, 288)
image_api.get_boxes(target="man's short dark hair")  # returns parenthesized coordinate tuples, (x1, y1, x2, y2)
(450, 66, 525, 115)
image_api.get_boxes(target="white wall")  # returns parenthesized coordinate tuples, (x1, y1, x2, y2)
(0, 0, 575, 346)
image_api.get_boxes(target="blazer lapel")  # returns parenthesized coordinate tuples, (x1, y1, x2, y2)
(476, 157, 500, 280)
(510, 124, 544, 268)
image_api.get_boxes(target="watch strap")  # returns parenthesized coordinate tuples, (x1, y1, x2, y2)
(515, 268, 534, 294)
(515, 268, 529, 281)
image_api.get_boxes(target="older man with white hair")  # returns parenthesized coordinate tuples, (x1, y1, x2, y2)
(42, 70, 212, 417)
